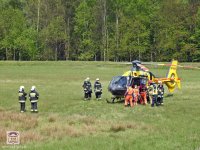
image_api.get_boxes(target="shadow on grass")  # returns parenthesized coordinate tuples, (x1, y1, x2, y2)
(165, 94, 174, 98)
(106, 98, 124, 104)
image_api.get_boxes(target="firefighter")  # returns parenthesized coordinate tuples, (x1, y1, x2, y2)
(148, 81, 153, 104)
(124, 86, 134, 107)
(157, 81, 164, 105)
(133, 85, 139, 106)
(139, 83, 148, 105)
(29, 86, 39, 112)
(82, 77, 92, 100)
(18, 86, 27, 112)
(150, 82, 158, 107)
(94, 78, 102, 100)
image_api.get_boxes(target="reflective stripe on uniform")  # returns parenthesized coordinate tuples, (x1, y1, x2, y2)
(31, 100, 38, 103)
(19, 101, 25, 103)
(19, 93, 23, 96)
(30, 93, 36, 97)
(95, 89, 101, 92)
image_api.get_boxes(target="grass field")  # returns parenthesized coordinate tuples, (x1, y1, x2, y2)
(0, 61, 200, 150)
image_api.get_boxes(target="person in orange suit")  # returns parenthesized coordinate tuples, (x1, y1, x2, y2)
(133, 85, 139, 106)
(124, 86, 134, 107)
(139, 84, 148, 105)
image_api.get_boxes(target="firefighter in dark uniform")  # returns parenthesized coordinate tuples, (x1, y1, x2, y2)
(157, 81, 164, 105)
(82, 77, 92, 100)
(29, 86, 39, 112)
(150, 82, 158, 107)
(18, 86, 27, 112)
(94, 78, 102, 100)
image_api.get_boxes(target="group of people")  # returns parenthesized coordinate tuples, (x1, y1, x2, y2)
(124, 80, 164, 107)
(17, 78, 164, 112)
(82, 77, 102, 100)
(18, 86, 39, 112)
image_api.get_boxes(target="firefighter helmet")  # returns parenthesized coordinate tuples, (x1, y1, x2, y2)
(31, 86, 36, 91)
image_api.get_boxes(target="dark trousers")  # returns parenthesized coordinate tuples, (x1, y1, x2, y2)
(95, 92, 102, 99)
(84, 92, 92, 99)
(157, 96, 163, 104)
(20, 103, 25, 111)
(151, 95, 158, 107)
(31, 102, 38, 110)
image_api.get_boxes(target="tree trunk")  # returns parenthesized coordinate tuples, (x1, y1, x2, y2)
(13, 49, 15, 61)
(102, 0, 107, 61)
(6, 48, 8, 60)
(137, 36, 140, 61)
(19, 51, 21, 61)
(106, 27, 109, 61)
(55, 40, 58, 61)
(151, 36, 155, 62)
(67, 17, 70, 60)
(37, 0, 40, 33)
(116, 11, 119, 61)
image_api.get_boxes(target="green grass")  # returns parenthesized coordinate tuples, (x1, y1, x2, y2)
(0, 61, 200, 150)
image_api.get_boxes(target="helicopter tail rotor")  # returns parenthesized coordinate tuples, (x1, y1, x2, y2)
(163, 60, 181, 93)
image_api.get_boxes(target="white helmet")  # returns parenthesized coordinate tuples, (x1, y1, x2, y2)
(86, 77, 90, 81)
(31, 86, 36, 91)
(19, 86, 24, 91)
(96, 78, 99, 81)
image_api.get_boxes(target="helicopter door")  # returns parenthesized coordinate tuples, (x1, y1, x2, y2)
(129, 77, 140, 87)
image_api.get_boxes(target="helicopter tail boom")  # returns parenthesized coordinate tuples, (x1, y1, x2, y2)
(162, 60, 181, 93)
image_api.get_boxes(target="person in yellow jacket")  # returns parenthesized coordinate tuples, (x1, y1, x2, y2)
(147, 80, 153, 104)
(150, 82, 158, 107)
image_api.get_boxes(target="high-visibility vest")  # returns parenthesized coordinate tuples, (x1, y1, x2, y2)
(126, 88, 134, 96)
(150, 84, 158, 95)
(133, 88, 139, 96)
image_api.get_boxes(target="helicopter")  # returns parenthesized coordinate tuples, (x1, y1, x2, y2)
(107, 60, 182, 103)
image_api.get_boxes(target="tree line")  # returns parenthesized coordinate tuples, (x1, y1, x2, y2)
(0, 0, 200, 62)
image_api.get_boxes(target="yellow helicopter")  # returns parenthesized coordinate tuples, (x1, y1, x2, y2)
(108, 60, 186, 103)
(123, 60, 181, 92)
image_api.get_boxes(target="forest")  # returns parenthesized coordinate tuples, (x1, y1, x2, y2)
(0, 0, 200, 62)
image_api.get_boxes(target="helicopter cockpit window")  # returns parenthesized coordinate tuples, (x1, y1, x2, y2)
(111, 76, 127, 88)
(140, 78, 147, 85)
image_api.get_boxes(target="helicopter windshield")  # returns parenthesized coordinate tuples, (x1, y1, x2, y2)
(140, 78, 147, 85)
(110, 76, 127, 88)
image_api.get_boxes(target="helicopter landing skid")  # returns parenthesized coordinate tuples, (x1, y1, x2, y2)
(106, 97, 124, 104)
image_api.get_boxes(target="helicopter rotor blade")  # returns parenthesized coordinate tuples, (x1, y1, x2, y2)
(119, 61, 200, 70)
(177, 65, 200, 70)
(137, 64, 149, 71)
(142, 62, 200, 70)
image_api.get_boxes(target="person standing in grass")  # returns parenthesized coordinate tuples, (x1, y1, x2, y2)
(124, 86, 134, 107)
(147, 80, 153, 104)
(82, 77, 92, 100)
(29, 86, 39, 112)
(139, 83, 148, 105)
(18, 86, 27, 113)
(94, 78, 102, 100)
(157, 81, 164, 105)
(133, 85, 139, 106)
(150, 82, 158, 107)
